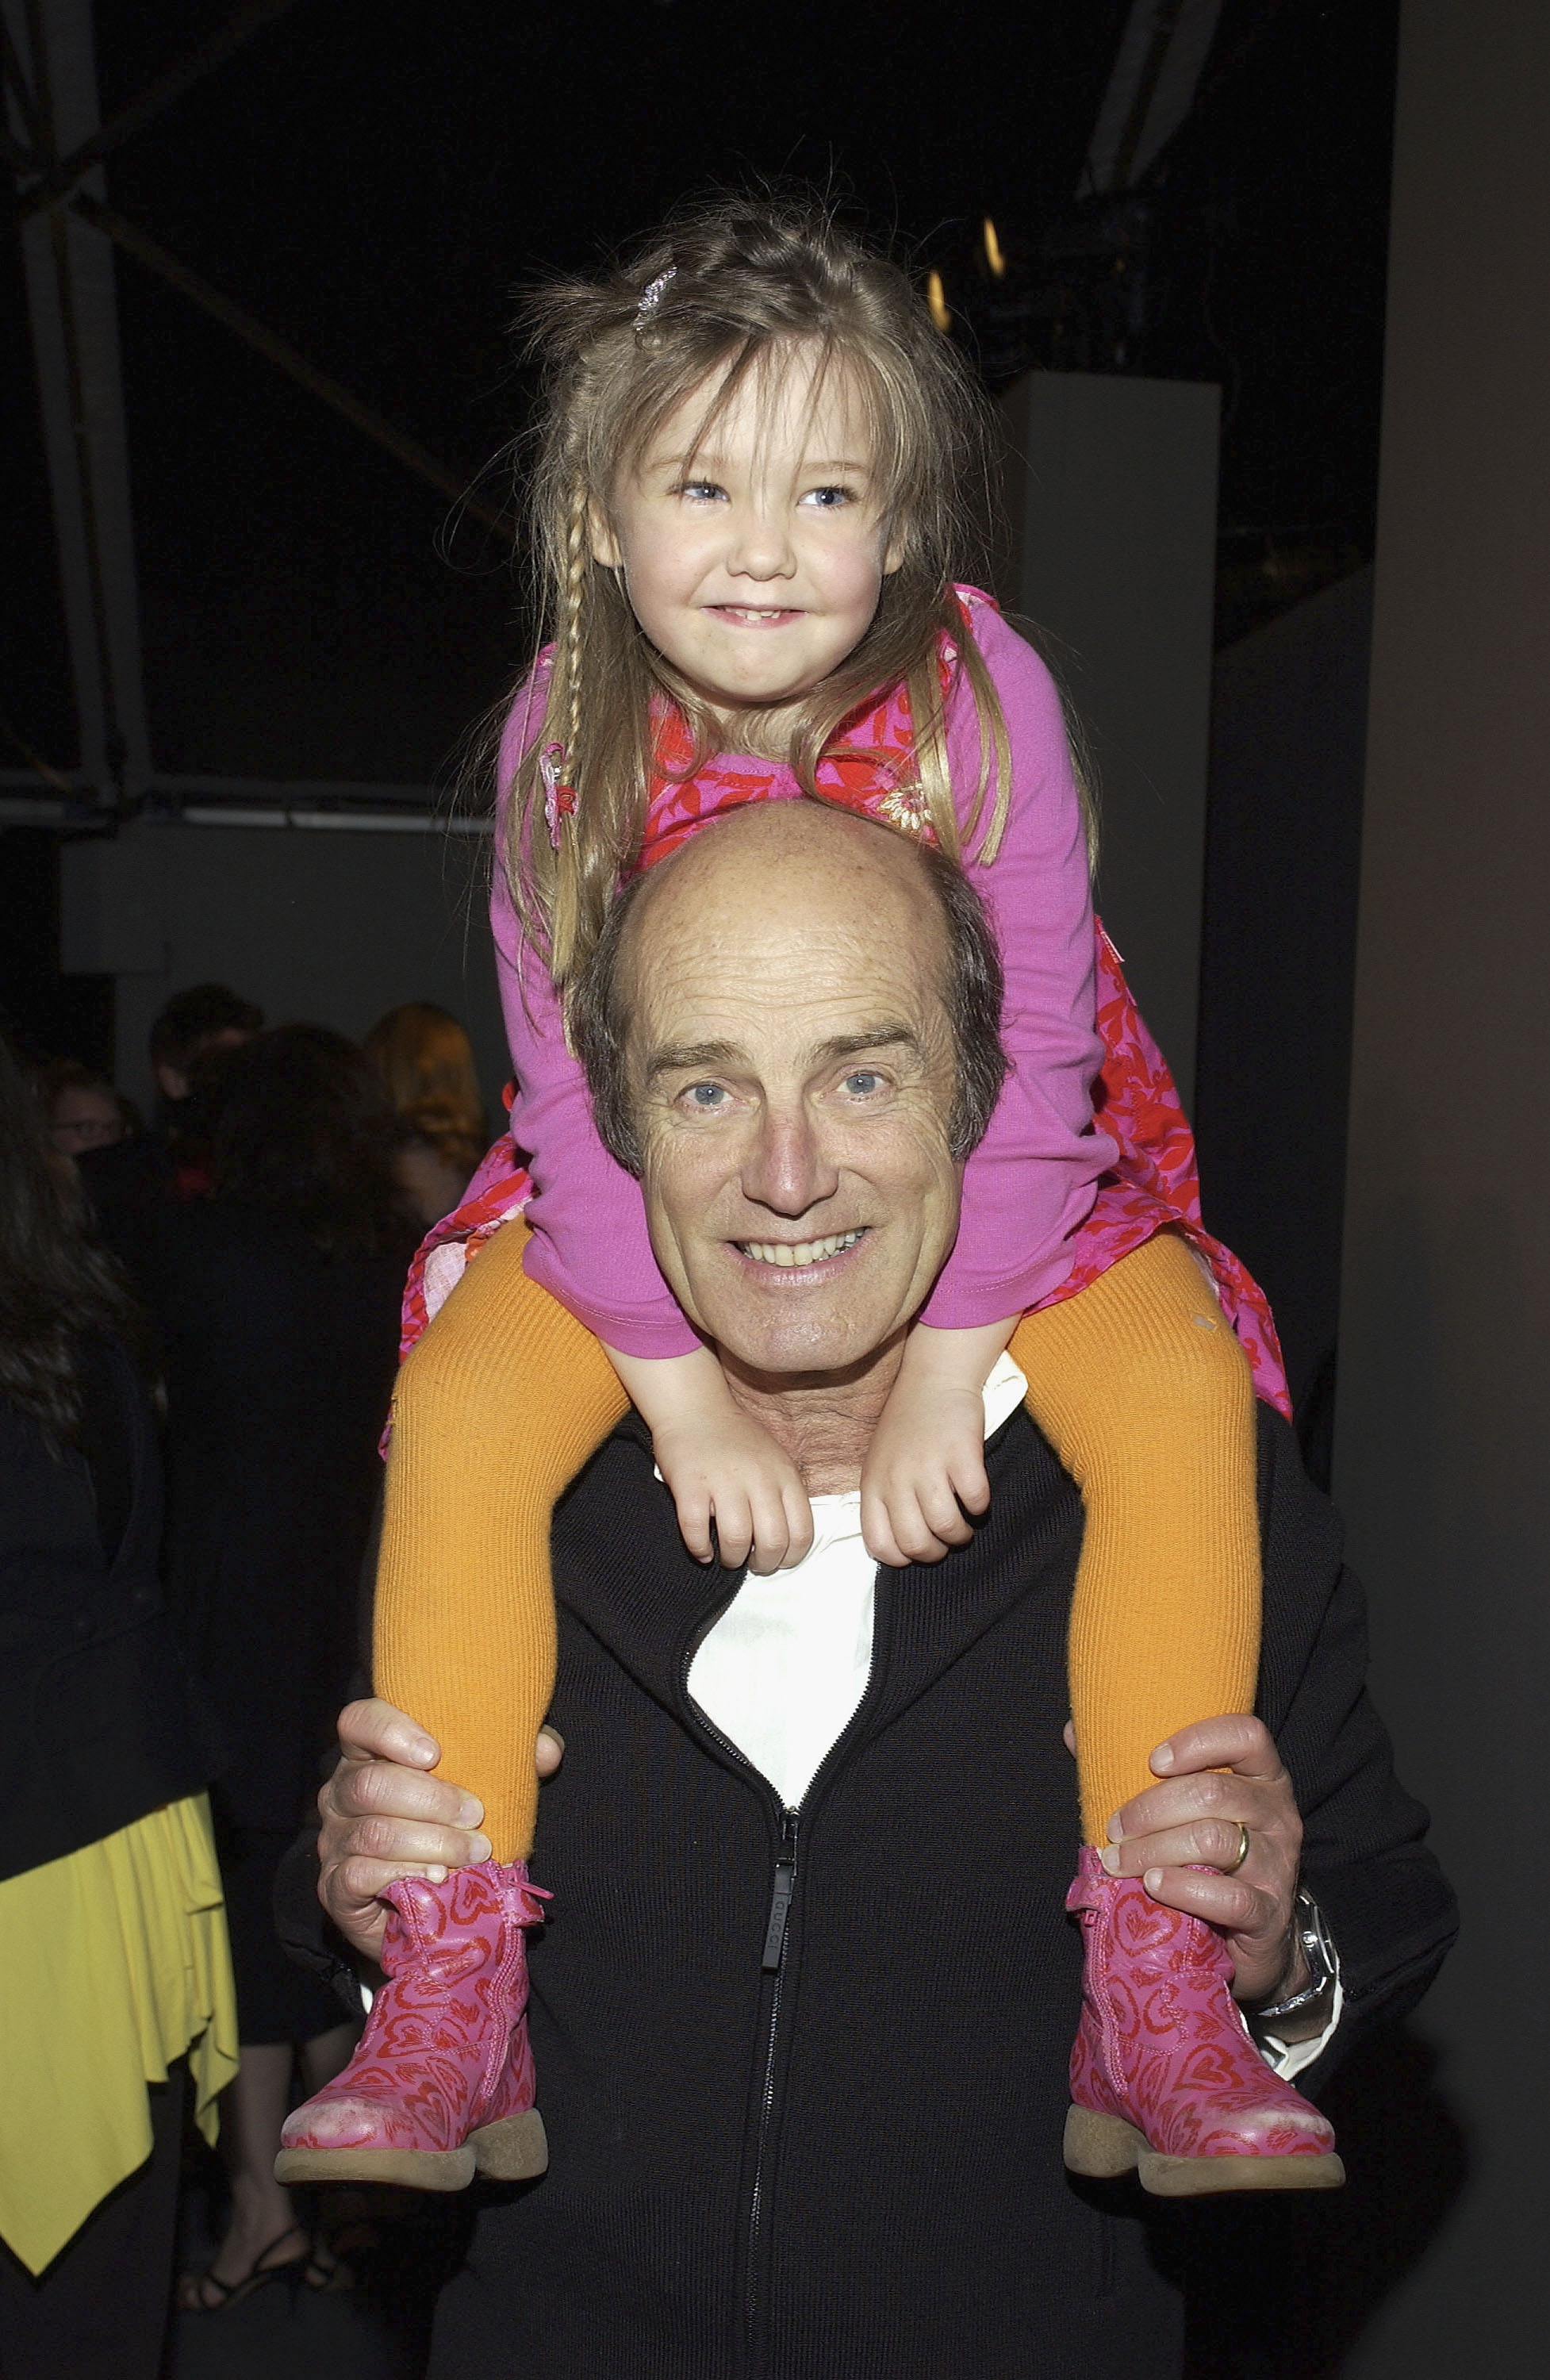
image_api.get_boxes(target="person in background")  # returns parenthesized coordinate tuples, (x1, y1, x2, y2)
(35, 1058, 138, 1163)
(364, 1001, 487, 1226)
(79, 983, 263, 1280)
(135, 1026, 420, 2313)
(148, 983, 266, 1111)
(0, 1032, 236, 2379)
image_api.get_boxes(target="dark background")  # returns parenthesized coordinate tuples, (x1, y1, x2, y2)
(2, 0, 1397, 783)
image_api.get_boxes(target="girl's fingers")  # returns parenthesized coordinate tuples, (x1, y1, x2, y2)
(886, 1491, 953, 1564)
(860, 1495, 910, 1567)
(744, 1484, 794, 1575)
(673, 1490, 716, 1564)
(711, 1491, 755, 1570)
(915, 1479, 974, 1545)
(779, 1484, 815, 1566)
(944, 1449, 992, 1516)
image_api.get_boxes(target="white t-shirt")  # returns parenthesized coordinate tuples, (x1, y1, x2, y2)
(687, 1353, 1028, 1809)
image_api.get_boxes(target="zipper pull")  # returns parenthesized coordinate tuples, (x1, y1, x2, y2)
(761, 1811, 798, 1972)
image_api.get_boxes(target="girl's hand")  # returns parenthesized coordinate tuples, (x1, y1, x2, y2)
(652, 1408, 815, 1574)
(607, 1339, 813, 1572)
(859, 1316, 1017, 1564)
(860, 1377, 991, 1564)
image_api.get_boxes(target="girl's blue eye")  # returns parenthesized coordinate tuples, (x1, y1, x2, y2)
(803, 485, 854, 509)
(681, 480, 723, 501)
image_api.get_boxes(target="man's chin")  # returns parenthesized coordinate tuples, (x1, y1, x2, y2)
(689, 1272, 907, 1381)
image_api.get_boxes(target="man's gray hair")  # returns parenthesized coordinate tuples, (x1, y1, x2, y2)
(570, 828, 1010, 1175)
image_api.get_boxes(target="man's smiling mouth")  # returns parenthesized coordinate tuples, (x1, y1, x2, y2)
(737, 1230, 865, 1268)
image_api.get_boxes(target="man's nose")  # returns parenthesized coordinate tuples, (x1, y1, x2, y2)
(739, 1105, 838, 1218)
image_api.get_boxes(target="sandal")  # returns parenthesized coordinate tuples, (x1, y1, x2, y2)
(175, 2221, 312, 2313)
(302, 2236, 355, 2293)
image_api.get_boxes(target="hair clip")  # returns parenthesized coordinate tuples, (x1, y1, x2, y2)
(539, 743, 577, 846)
(633, 267, 675, 329)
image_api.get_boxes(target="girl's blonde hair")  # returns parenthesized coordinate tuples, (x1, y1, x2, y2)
(503, 193, 1022, 995)
(363, 1003, 486, 1180)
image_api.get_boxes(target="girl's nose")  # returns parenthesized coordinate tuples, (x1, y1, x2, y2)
(726, 505, 796, 581)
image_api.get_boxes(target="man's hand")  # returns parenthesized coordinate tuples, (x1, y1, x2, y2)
(317, 1697, 563, 1962)
(1074, 1714, 1309, 2006)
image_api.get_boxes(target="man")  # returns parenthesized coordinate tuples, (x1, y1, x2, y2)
(306, 804, 1454, 2377)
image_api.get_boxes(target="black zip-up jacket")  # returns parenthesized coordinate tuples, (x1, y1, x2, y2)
(292, 1399, 1455, 2378)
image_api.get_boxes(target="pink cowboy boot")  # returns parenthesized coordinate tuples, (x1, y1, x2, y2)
(274, 1860, 550, 2191)
(1062, 1851, 1345, 2197)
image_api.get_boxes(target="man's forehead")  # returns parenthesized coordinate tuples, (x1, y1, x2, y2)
(629, 923, 946, 1058)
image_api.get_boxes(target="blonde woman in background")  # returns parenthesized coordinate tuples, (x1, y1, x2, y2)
(364, 1004, 487, 1226)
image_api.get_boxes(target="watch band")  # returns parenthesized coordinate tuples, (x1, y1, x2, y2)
(1255, 1887, 1337, 2025)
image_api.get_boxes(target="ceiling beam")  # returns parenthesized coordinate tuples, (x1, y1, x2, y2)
(70, 188, 514, 539)
(6, 0, 150, 802)
(13, 0, 302, 218)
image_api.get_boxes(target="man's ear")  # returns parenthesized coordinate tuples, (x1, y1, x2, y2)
(589, 499, 622, 570)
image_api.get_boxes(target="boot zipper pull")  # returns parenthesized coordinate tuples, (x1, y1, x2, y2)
(761, 1812, 798, 1972)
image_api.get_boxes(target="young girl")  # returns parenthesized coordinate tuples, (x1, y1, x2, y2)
(279, 199, 1340, 2198)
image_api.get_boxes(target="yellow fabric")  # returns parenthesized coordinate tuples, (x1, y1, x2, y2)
(1011, 1230, 1261, 1845)
(0, 1791, 238, 2275)
(375, 1218, 629, 1864)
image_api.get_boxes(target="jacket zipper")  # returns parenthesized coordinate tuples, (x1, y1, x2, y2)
(675, 1594, 878, 2364)
(674, 1643, 799, 2356)
(746, 1806, 798, 2344)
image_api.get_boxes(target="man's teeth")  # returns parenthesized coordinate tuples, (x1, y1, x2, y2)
(741, 1230, 864, 1268)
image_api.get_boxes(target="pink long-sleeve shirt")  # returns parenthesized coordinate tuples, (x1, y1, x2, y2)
(492, 592, 1111, 1358)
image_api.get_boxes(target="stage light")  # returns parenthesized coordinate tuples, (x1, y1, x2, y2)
(926, 270, 951, 332)
(983, 217, 1006, 278)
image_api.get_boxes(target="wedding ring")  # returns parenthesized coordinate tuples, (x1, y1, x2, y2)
(1225, 1820, 1251, 1874)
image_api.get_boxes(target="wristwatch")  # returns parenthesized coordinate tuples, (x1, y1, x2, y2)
(1254, 1887, 1338, 2025)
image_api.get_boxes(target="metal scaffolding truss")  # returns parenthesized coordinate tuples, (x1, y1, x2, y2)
(2, 0, 504, 833)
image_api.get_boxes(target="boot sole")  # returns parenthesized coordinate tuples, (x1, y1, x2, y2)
(274, 2109, 547, 2193)
(1064, 2105, 1345, 2197)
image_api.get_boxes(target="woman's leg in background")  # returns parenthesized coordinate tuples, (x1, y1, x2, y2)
(180, 2021, 358, 2302)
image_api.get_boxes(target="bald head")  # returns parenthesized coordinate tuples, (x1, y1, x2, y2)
(574, 802, 1006, 1177)
(571, 802, 1006, 1382)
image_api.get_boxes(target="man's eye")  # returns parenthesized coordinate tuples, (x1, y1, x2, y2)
(684, 1082, 727, 1109)
(842, 1070, 882, 1096)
